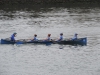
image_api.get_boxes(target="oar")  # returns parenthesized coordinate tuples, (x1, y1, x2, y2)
(15, 39, 28, 44)
(16, 41, 24, 44)
(46, 43, 52, 46)
(51, 39, 58, 44)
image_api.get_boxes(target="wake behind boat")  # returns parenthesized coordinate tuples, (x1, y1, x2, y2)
(0, 38, 87, 46)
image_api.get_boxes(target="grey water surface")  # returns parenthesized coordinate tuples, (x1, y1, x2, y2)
(0, 4, 100, 75)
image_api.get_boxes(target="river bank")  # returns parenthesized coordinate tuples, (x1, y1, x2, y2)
(0, 0, 100, 4)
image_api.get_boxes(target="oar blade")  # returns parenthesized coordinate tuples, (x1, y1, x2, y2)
(16, 41, 24, 44)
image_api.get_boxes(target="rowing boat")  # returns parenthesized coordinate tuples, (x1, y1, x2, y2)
(0, 38, 87, 46)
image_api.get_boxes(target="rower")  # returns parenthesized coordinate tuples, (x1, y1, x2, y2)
(72, 33, 78, 40)
(32, 34, 38, 41)
(11, 33, 17, 42)
(45, 34, 51, 41)
(58, 33, 63, 41)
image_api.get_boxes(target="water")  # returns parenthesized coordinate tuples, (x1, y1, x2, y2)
(0, 4, 100, 75)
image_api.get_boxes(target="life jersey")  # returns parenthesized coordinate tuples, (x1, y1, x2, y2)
(11, 34, 15, 41)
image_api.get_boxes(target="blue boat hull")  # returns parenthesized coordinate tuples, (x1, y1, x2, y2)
(0, 38, 87, 46)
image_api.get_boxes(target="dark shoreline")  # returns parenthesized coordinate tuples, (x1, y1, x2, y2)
(0, 1, 100, 11)
(0, 1, 100, 6)
(0, 0, 100, 4)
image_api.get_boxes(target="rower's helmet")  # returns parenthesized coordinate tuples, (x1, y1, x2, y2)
(48, 34, 51, 36)
(60, 33, 63, 35)
(34, 34, 37, 36)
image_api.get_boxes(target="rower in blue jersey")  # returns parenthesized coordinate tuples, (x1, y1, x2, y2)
(58, 33, 63, 41)
(32, 34, 38, 41)
(45, 34, 51, 41)
(11, 33, 17, 42)
(72, 33, 78, 40)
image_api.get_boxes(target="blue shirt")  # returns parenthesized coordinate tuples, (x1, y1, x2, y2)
(58, 35, 63, 41)
(72, 35, 77, 40)
(33, 37, 38, 41)
(11, 34, 15, 41)
(47, 37, 50, 41)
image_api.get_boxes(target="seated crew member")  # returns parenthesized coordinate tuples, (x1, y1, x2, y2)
(72, 33, 78, 40)
(11, 33, 17, 42)
(32, 34, 38, 41)
(45, 34, 51, 41)
(58, 33, 63, 41)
